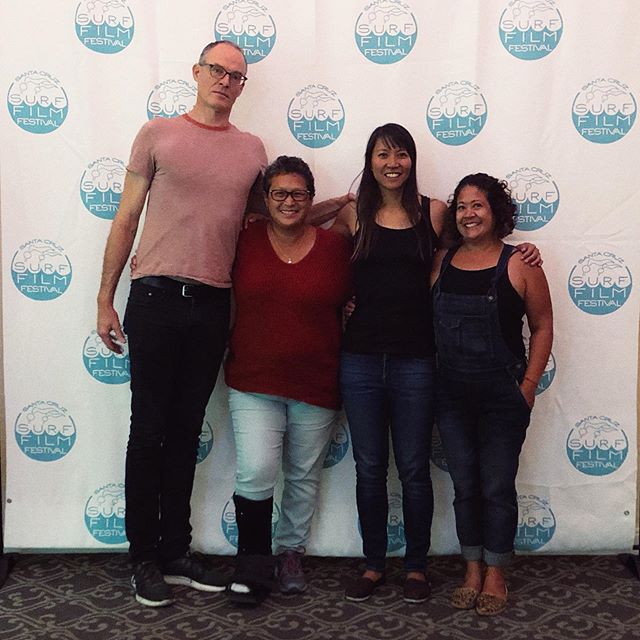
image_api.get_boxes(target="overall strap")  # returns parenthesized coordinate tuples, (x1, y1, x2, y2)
(488, 243, 516, 297)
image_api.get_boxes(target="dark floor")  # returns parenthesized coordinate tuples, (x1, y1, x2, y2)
(1, 553, 640, 639)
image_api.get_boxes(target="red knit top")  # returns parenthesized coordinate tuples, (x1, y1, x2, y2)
(225, 221, 352, 410)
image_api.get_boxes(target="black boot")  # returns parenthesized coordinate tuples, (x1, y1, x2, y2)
(227, 494, 274, 605)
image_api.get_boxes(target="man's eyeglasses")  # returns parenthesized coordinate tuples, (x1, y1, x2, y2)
(269, 189, 311, 202)
(199, 63, 247, 87)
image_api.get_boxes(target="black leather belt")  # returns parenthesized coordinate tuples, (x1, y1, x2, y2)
(136, 276, 226, 299)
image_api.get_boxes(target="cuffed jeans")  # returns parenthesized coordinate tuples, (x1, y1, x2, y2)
(340, 351, 435, 573)
(436, 366, 531, 567)
(123, 279, 230, 564)
(228, 389, 336, 554)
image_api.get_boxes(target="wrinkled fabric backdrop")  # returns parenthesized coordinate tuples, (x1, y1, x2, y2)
(1, 0, 638, 556)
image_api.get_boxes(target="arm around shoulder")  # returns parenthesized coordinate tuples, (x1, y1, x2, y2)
(328, 199, 357, 239)
(309, 193, 356, 228)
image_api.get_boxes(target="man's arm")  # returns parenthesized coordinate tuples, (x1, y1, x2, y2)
(97, 170, 150, 353)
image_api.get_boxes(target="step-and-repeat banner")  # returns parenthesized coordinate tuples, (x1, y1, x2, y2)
(1, 1, 638, 555)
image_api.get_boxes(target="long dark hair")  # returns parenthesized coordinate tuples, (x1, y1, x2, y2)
(353, 123, 421, 260)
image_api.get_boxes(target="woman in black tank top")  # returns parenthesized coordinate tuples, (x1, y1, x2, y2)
(336, 124, 448, 604)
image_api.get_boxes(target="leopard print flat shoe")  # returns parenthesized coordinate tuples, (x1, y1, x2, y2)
(451, 586, 479, 609)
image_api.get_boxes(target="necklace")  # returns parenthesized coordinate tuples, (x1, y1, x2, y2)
(268, 225, 311, 264)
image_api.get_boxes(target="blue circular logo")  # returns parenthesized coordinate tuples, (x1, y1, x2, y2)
(80, 157, 126, 220)
(287, 85, 345, 148)
(354, 0, 418, 64)
(84, 483, 127, 544)
(572, 78, 637, 144)
(221, 498, 280, 548)
(357, 491, 405, 552)
(11, 240, 72, 301)
(430, 423, 449, 472)
(7, 71, 69, 134)
(499, 0, 563, 60)
(323, 416, 350, 469)
(515, 494, 555, 551)
(426, 81, 487, 146)
(214, 1, 277, 64)
(568, 252, 632, 315)
(196, 421, 214, 464)
(147, 80, 196, 120)
(566, 416, 628, 477)
(75, 0, 135, 54)
(507, 167, 560, 231)
(14, 401, 76, 462)
(83, 331, 130, 384)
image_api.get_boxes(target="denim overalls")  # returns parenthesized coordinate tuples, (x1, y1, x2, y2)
(432, 243, 531, 567)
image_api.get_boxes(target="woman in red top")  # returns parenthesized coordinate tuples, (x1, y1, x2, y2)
(224, 156, 351, 604)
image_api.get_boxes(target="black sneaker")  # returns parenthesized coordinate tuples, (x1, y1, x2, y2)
(163, 551, 227, 592)
(131, 561, 174, 607)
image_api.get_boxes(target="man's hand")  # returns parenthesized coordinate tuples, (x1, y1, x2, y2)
(97, 303, 126, 354)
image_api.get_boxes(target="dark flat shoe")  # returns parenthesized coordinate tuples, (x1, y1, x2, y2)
(344, 574, 386, 602)
(403, 577, 431, 603)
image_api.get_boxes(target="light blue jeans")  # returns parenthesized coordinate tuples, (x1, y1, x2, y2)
(228, 389, 336, 554)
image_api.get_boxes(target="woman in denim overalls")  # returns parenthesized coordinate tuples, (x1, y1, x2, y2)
(431, 174, 553, 616)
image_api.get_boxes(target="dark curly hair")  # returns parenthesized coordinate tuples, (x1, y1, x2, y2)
(262, 155, 315, 198)
(446, 173, 517, 241)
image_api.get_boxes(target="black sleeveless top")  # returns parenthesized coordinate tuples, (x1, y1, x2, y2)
(343, 197, 437, 356)
(438, 261, 526, 359)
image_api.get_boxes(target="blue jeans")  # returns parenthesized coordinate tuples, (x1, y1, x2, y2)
(340, 351, 435, 573)
(436, 366, 531, 567)
(123, 279, 230, 564)
(228, 389, 336, 554)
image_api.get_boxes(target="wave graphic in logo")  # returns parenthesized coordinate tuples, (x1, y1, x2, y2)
(287, 85, 345, 148)
(7, 71, 68, 134)
(355, 1, 417, 64)
(214, 1, 276, 63)
(427, 81, 487, 146)
(572, 78, 636, 143)
(499, 0, 563, 60)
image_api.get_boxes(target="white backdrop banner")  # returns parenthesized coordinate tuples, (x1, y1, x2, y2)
(1, 0, 638, 556)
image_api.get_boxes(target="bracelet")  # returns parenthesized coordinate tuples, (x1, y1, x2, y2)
(523, 375, 538, 386)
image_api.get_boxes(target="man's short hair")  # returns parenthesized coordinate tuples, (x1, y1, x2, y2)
(198, 41, 246, 66)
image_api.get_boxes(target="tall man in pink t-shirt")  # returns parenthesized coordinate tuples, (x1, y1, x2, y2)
(97, 41, 267, 608)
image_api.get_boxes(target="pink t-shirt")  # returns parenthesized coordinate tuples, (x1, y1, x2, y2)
(128, 114, 267, 287)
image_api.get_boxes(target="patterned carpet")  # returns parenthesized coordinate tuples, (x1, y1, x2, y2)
(1, 553, 640, 640)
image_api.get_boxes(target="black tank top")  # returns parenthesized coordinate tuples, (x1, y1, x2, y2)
(438, 262, 526, 359)
(343, 196, 436, 356)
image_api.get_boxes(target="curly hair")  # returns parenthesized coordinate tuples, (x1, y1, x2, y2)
(446, 173, 517, 241)
(262, 155, 315, 198)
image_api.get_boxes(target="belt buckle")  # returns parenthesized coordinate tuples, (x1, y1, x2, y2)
(181, 284, 194, 298)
